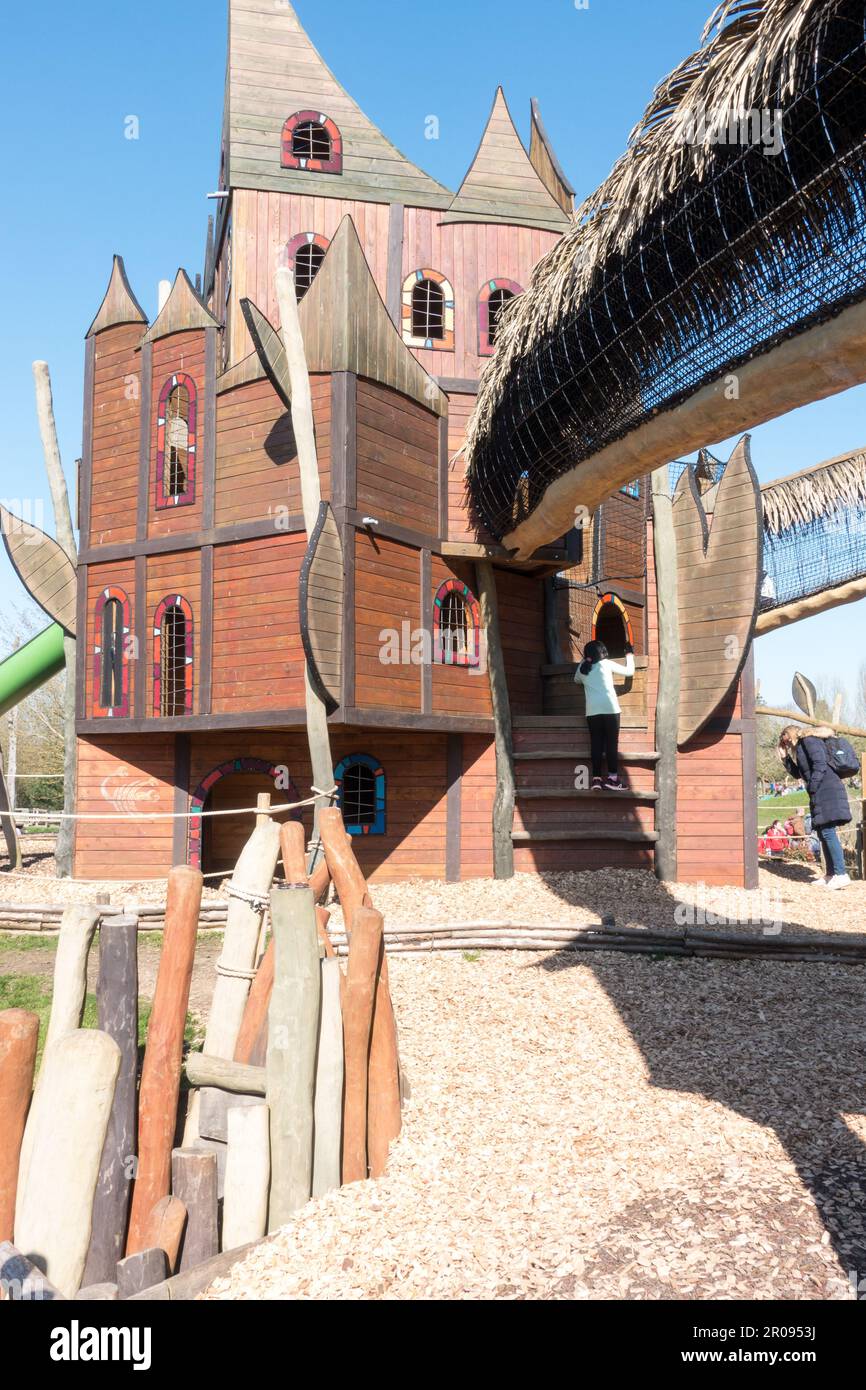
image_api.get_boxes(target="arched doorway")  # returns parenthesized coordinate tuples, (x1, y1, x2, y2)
(188, 758, 302, 877)
(591, 592, 634, 659)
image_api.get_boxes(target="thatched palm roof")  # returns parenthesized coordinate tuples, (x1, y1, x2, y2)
(761, 447, 866, 534)
(466, 0, 866, 541)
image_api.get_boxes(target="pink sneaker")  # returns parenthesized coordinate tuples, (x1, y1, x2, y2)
(604, 775, 627, 791)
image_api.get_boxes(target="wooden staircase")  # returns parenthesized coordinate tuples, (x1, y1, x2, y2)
(512, 716, 659, 872)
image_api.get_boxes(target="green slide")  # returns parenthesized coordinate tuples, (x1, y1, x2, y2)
(0, 623, 66, 867)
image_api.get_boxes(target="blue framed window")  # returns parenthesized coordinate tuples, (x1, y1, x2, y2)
(334, 754, 386, 836)
(620, 480, 640, 498)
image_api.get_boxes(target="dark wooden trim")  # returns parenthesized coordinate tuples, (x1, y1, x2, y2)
(446, 732, 463, 883)
(420, 549, 432, 716)
(202, 328, 218, 532)
(438, 415, 449, 542)
(340, 522, 356, 711)
(76, 706, 496, 737)
(199, 545, 214, 716)
(386, 204, 405, 327)
(345, 510, 439, 552)
(75, 563, 89, 720)
(172, 733, 191, 866)
(80, 514, 307, 564)
(79, 339, 96, 553)
(134, 553, 147, 721)
(345, 373, 357, 512)
(740, 647, 759, 890)
(329, 373, 357, 513)
(136, 343, 153, 543)
(703, 716, 746, 735)
(436, 377, 479, 396)
(339, 707, 495, 734)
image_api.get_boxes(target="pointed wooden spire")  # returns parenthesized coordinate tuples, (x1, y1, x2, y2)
(86, 256, 147, 338)
(241, 216, 446, 418)
(142, 269, 219, 343)
(442, 89, 571, 232)
(227, 0, 451, 208)
(529, 99, 575, 217)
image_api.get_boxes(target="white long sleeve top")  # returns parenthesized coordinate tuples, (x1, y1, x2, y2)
(573, 653, 635, 717)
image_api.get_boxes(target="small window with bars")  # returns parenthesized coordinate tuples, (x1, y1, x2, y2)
(165, 384, 190, 497)
(433, 578, 480, 667)
(100, 598, 124, 709)
(486, 288, 515, 347)
(293, 121, 331, 162)
(281, 111, 343, 173)
(412, 278, 445, 340)
(478, 279, 522, 356)
(334, 755, 385, 836)
(153, 595, 193, 717)
(294, 241, 326, 299)
(402, 269, 454, 349)
(156, 373, 197, 509)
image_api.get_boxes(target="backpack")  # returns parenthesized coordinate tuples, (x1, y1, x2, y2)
(825, 736, 860, 780)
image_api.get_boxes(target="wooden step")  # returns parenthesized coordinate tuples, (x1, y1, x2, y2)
(512, 829, 659, 844)
(516, 788, 658, 802)
(514, 750, 660, 763)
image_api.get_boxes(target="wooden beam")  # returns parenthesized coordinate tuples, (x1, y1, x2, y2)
(202, 327, 218, 532)
(172, 735, 191, 866)
(475, 561, 515, 879)
(756, 707, 866, 739)
(740, 648, 759, 891)
(420, 549, 432, 715)
(199, 545, 214, 717)
(386, 203, 405, 327)
(136, 343, 153, 543)
(651, 468, 679, 883)
(445, 733, 463, 884)
(755, 576, 866, 633)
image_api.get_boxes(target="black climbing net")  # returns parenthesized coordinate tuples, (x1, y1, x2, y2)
(468, 1, 866, 541)
(760, 490, 866, 608)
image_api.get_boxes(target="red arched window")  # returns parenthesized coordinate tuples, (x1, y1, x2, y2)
(281, 112, 343, 174)
(93, 587, 131, 717)
(156, 373, 197, 509)
(478, 279, 522, 356)
(402, 270, 455, 351)
(285, 232, 331, 300)
(153, 595, 194, 716)
(433, 579, 481, 667)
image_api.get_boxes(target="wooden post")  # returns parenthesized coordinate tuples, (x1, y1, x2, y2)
(200, 799, 280, 1062)
(43, 903, 101, 1051)
(280, 819, 308, 883)
(171, 1148, 219, 1272)
(266, 884, 321, 1228)
(341, 905, 384, 1184)
(312, 959, 344, 1198)
(223, 1103, 270, 1250)
(186, 1054, 266, 1095)
(140, 1195, 187, 1274)
(116, 1248, 168, 1300)
(475, 560, 515, 879)
(651, 466, 680, 882)
(0, 1010, 38, 1243)
(83, 914, 139, 1286)
(275, 265, 334, 868)
(32, 361, 78, 880)
(367, 953, 401, 1179)
(126, 865, 201, 1255)
(319, 806, 370, 928)
(14, 1030, 120, 1298)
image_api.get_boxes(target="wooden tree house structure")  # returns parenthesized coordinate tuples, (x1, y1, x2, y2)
(71, 0, 762, 889)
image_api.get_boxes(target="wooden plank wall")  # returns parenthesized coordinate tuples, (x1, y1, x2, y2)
(355, 380, 439, 532)
(354, 531, 421, 712)
(74, 735, 175, 879)
(211, 534, 307, 713)
(430, 556, 492, 719)
(85, 560, 136, 715)
(147, 331, 207, 540)
(445, 393, 488, 544)
(495, 568, 545, 717)
(460, 735, 496, 879)
(89, 324, 142, 548)
(214, 374, 331, 526)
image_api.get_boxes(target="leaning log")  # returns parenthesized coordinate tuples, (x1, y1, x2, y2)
(186, 1054, 266, 1096)
(341, 905, 384, 1184)
(223, 1103, 270, 1250)
(126, 865, 201, 1255)
(43, 903, 101, 1051)
(234, 947, 275, 1067)
(140, 1195, 187, 1274)
(319, 807, 369, 929)
(367, 952, 401, 1179)
(0, 1010, 38, 1244)
(312, 958, 344, 1198)
(83, 914, 139, 1286)
(267, 884, 321, 1229)
(14, 1030, 120, 1297)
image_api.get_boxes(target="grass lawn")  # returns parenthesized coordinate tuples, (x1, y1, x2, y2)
(757, 792, 860, 832)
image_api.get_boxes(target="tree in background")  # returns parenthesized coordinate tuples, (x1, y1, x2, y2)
(0, 605, 65, 815)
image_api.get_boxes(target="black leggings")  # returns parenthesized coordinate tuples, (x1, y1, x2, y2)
(588, 713, 620, 779)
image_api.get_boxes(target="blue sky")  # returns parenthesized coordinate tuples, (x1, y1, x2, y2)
(0, 0, 863, 708)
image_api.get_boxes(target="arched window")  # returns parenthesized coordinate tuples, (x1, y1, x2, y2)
(591, 592, 634, 659)
(93, 587, 131, 717)
(478, 279, 522, 356)
(285, 232, 330, 301)
(153, 595, 194, 717)
(334, 754, 386, 836)
(402, 269, 455, 350)
(433, 578, 481, 667)
(156, 373, 197, 509)
(281, 111, 343, 174)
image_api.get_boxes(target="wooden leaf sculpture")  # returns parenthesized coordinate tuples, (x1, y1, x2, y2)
(671, 434, 763, 746)
(240, 299, 292, 411)
(299, 501, 343, 713)
(792, 672, 818, 720)
(0, 503, 77, 635)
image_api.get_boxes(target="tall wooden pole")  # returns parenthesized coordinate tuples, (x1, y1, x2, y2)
(32, 361, 77, 879)
(275, 266, 334, 869)
(475, 561, 515, 879)
(0, 1010, 38, 1243)
(651, 466, 680, 882)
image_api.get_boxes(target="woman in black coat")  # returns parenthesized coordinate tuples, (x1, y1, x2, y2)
(777, 725, 852, 889)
